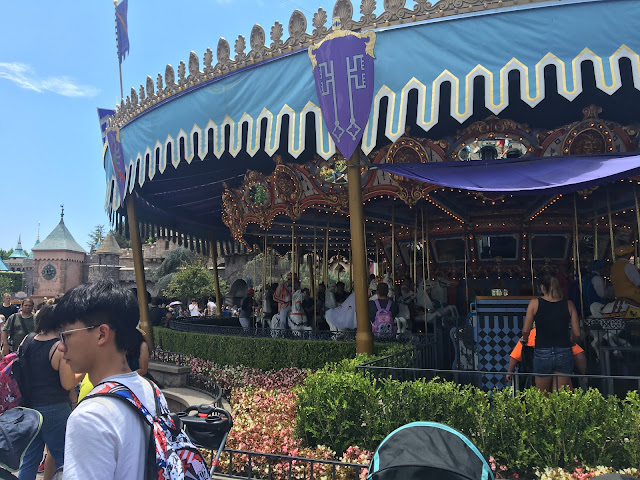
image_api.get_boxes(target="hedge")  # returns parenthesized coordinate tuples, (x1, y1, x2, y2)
(153, 327, 403, 370)
(294, 357, 640, 476)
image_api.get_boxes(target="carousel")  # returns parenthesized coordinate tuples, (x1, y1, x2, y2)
(102, 0, 640, 383)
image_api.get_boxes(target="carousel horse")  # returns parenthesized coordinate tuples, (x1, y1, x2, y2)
(416, 278, 460, 319)
(289, 289, 312, 333)
(325, 282, 339, 310)
(325, 292, 357, 332)
(587, 300, 634, 357)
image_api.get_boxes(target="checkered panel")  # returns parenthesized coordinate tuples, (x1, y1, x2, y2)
(475, 299, 530, 391)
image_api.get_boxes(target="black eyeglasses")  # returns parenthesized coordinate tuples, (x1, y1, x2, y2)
(59, 326, 96, 344)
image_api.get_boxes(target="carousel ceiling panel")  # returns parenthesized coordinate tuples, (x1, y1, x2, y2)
(105, 0, 640, 215)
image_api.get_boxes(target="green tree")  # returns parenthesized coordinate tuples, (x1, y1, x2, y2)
(0, 249, 14, 260)
(87, 225, 106, 250)
(110, 229, 131, 248)
(0, 272, 23, 293)
(165, 263, 219, 302)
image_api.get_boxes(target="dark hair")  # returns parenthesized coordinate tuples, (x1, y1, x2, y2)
(336, 282, 345, 289)
(151, 297, 160, 306)
(22, 298, 34, 306)
(54, 281, 139, 353)
(377, 282, 390, 297)
(540, 274, 563, 300)
(34, 304, 58, 334)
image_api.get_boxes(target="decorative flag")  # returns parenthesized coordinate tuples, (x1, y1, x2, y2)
(115, 0, 129, 63)
(97, 108, 115, 144)
(106, 128, 127, 208)
(308, 21, 376, 160)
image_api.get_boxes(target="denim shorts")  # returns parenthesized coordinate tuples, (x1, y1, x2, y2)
(533, 347, 574, 375)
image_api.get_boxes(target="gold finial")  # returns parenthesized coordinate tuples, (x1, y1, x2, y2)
(113, 0, 119, 6)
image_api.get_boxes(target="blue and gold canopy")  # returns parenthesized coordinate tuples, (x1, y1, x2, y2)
(103, 0, 640, 246)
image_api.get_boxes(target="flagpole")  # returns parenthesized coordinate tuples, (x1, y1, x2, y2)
(114, 0, 124, 100)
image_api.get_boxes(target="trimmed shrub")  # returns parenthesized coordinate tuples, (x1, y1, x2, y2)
(153, 327, 403, 370)
(295, 362, 640, 476)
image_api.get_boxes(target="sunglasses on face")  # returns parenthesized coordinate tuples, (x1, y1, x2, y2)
(59, 326, 96, 344)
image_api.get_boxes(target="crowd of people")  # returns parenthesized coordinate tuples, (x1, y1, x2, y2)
(0, 282, 156, 479)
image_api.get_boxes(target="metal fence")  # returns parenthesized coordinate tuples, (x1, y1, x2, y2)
(355, 345, 640, 396)
(168, 320, 425, 344)
(202, 448, 367, 480)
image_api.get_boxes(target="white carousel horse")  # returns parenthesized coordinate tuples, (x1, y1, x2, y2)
(325, 283, 339, 310)
(416, 278, 460, 319)
(588, 300, 632, 357)
(289, 289, 312, 333)
(326, 292, 357, 332)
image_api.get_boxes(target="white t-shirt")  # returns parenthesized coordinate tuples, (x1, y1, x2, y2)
(189, 303, 200, 316)
(206, 301, 216, 316)
(63, 372, 156, 480)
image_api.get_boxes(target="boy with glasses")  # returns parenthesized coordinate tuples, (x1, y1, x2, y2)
(54, 281, 162, 480)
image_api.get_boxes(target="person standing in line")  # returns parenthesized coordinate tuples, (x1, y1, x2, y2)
(239, 289, 255, 330)
(274, 273, 293, 328)
(2, 298, 35, 356)
(17, 304, 79, 480)
(188, 298, 201, 317)
(521, 274, 581, 393)
(55, 281, 165, 479)
(206, 296, 217, 317)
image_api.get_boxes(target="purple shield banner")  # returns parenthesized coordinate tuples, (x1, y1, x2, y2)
(106, 129, 127, 207)
(309, 30, 376, 160)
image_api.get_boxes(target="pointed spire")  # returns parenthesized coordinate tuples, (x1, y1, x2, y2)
(60, 204, 65, 221)
(37, 221, 41, 241)
(16, 235, 22, 249)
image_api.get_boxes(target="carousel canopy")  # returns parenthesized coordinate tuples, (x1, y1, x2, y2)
(377, 153, 640, 195)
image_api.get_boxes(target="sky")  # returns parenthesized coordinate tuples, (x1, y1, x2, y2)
(0, 0, 348, 252)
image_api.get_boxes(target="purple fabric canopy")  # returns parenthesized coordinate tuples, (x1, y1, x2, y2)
(377, 154, 640, 194)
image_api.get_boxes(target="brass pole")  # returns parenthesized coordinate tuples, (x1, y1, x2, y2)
(269, 245, 273, 285)
(422, 206, 428, 341)
(313, 224, 317, 329)
(291, 225, 295, 287)
(324, 225, 329, 284)
(392, 206, 396, 290)
(126, 196, 153, 349)
(254, 244, 258, 290)
(347, 150, 373, 354)
(529, 234, 535, 293)
(349, 244, 353, 291)
(263, 235, 268, 329)
(413, 213, 418, 284)
(635, 186, 640, 268)
(425, 214, 431, 281)
(607, 189, 615, 261)
(375, 227, 379, 276)
(464, 235, 469, 313)
(594, 219, 598, 261)
(209, 232, 222, 316)
(574, 195, 585, 317)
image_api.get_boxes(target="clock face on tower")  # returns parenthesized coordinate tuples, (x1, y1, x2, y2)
(42, 264, 57, 281)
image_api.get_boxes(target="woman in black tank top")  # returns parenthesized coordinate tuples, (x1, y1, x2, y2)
(17, 304, 82, 480)
(521, 274, 581, 393)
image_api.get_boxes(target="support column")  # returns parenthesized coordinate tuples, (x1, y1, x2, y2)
(347, 151, 373, 354)
(209, 232, 222, 315)
(126, 196, 154, 350)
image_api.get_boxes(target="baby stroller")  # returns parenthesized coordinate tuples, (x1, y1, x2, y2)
(367, 422, 494, 480)
(0, 407, 43, 480)
(176, 404, 233, 477)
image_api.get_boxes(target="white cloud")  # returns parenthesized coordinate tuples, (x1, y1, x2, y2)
(0, 62, 99, 97)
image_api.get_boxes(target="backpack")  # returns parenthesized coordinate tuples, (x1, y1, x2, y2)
(0, 333, 36, 411)
(0, 353, 20, 414)
(84, 379, 211, 480)
(372, 299, 395, 334)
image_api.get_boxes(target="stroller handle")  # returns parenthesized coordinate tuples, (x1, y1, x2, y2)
(178, 405, 233, 429)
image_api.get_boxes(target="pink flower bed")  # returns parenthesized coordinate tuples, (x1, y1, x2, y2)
(190, 358, 372, 479)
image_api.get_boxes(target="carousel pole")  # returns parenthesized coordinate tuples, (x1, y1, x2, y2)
(126, 195, 153, 349)
(464, 235, 469, 314)
(594, 219, 598, 261)
(313, 224, 317, 329)
(349, 244, 353, 291)
(635, 186, 640, 268)
(324, 225, 329, 284)
(422, 206, 428, 341)
(607, 189, 616, 261)
(529, 234, 535, 293)
(347, 150, 373, 354)
(375, 227, 380, 276)
(263, 235, 268, 329)
(209, 232, 222, 315)
(413, 213, 418, 285)
(392, 206, 396, 289)
(573, 195, 585, 317)
(291, 225, 295, 287)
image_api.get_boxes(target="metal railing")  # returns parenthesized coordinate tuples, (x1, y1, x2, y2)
(356, 348, 640, 396)
(150, 348, 188, 366)
(168, 320, 425, 344)
(203, 448, 367, 480)
(186, 374, 223, 407)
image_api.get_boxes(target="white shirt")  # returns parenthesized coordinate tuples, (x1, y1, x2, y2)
(206, 301, 217, 316)
(63, 372, 156, 480)
(189, 303, 200, 316)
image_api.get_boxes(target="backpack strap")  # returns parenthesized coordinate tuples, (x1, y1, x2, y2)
(83, 381, 156, 425)
(373, 299, 382, 312)
(385, 300, 392, 312)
